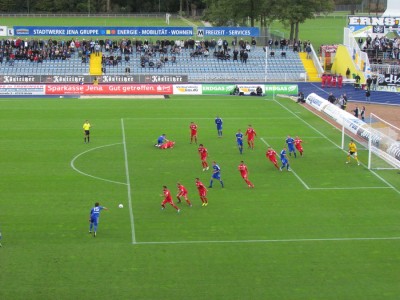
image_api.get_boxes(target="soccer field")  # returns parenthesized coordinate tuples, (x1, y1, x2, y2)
(1, 95, 400, 299)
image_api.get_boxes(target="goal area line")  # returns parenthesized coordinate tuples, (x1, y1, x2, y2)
(259, 137, 388, 191)
(133, 236, 400, 245)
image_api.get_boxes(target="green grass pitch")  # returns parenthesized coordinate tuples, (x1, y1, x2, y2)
(1, 95, 400, 299)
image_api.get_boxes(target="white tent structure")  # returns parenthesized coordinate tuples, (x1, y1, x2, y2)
(382, 0, 400, 17)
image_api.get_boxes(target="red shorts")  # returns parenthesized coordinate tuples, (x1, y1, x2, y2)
(247, 137, 255, 141)
(191, 131, 197, 137)
(198, 190, 207, 197)
(296, 146, 303, 152)
(240, 172, 248, 179)
(269, 158, 277, 164)
(161, 198, 173, 205)
(177, 192, 188, 198)
(201, 156, 207, 161)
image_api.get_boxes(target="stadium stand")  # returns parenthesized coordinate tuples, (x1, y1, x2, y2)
(0, 38, 307, 82)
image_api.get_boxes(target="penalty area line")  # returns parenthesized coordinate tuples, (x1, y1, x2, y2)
(134, 236, 400, 245)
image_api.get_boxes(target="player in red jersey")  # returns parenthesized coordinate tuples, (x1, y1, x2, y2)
(176, 182, 192, 207)
(195, 178, 208, 206)
(294, 136, 304, 156)
(161, 186, 180, 212)
(266, 147, 280, 170)
(238, 161, 254, 188)
(189, 121, 198, 144)
(198, 144, 209, 171)
(159, 140, 175, 149)
(245, 125, 257, 149)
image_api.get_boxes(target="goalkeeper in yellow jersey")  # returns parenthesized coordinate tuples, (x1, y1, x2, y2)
(346, 139, 360, 165)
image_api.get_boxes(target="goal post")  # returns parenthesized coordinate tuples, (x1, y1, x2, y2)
(305, 93, 400, 170)
(367, 113, 400, 170)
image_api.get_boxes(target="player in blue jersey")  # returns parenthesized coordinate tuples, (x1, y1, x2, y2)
(155, 134, 168, 148)
(209, 161, 224, 188)
(280, 147, 291, 171)
(215, 116, 223, 137)
(89, 202, 109, 237)
(285, 135, 297, 157)
(236, 129, 244, 154)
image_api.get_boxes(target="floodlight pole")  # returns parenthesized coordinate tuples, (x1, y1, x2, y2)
(88, 0, 90, 16)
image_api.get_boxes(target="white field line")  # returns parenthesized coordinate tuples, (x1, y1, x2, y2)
(70, 143, 127, 185)
(260, 137, 310, 190)
(273, 99, 400, 195)
(135, 236, 400, 245)
(309, 186, 393, 190)
(121, 119, 137, 244)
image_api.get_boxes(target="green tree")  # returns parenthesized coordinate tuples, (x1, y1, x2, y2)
(271, 0, 334, 41)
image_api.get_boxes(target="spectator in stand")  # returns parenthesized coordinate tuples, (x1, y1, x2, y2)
(217, 38, 223, 51)
(233, 48, 238, 62)
(366, 76, 372, 91)
(305, 44, 312, 59)
(251, 37, 257, 50)
(372, 75, 378, 91)
(274, 39, 279, 49)
(354, 74, 361, 89)
(346, 67, 351, 79)
(242, 51, 248, 64)
(358, 37, 363, 48)
(293, 40, 299, 52)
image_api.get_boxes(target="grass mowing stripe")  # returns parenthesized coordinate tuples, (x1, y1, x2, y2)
(121, 118, 136, 244)
(70, 143, 127, 185)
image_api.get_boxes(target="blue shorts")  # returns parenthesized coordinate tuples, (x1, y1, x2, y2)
(288, 146, 295, 152)
(90, 217, 99, 226)
(217, 125, 222, 130)
(237, 140, 243, 146)
(212, 173, 221, 180)
(281, 159, 288, 165)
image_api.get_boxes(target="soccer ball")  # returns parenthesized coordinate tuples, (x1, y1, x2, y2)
(118, 204, 123, 208)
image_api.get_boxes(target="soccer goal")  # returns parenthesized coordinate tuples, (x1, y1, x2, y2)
(367, 113, 400, 170)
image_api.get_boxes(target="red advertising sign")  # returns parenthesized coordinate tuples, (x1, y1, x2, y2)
(45, 84, 173, 95)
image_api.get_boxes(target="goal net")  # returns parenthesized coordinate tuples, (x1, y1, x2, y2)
(367, 113, 400, 170)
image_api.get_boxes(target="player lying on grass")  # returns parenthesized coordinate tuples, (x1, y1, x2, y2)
(155, 134, 175, 149)
(159, 141, 175, 149)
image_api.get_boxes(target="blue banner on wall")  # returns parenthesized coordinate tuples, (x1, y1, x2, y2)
(196, 27, 259, 37)
(13, 26, 194, 36)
